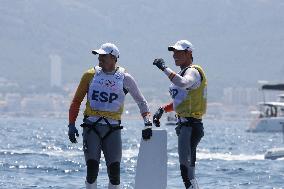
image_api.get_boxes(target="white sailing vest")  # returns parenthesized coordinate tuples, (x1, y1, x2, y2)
(169, 83, 189, 110)
(88, 66, 126, 112)
(169, 67, 193, 110)
(169, 65, 207, 119)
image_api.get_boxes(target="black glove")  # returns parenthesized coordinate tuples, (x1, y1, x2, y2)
(153, 58, 167, 71)
(142, 121, 152, 140)
(153, 107, 164, 127)
(68, 123, 79, 143)
(175, 125, 181, 136)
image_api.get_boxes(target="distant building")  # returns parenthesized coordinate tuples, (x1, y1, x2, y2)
(5, 93, 22, 112)
(50, 54, 62, 87)
(21, 94, 68, 112)
(206, 102, 224, 118)
(0, 100, 7, 112)
(21, 94, 54, 112)
(0, 77, 19, 90)
(223, 87, 261, 106)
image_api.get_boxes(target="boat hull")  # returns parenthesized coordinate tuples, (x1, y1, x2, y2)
(248, 117, 284, 132)
(264, 148, 284, 160)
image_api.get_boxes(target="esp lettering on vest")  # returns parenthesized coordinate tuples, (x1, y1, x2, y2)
(92, 90, 118, 103)
(169, 89, 178, 99)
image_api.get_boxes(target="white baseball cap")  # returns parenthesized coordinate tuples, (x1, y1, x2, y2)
(92, 43, 120, 58)
(168, 40, 194, 52)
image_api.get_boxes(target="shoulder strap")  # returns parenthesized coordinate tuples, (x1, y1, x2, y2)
(117, 66, 128, 95)
(180, 66, 191, 77)
(94, 66, 101, 73)
(191, 66, 204, 82)
(181, 65, 203, 82)
(116, 66, 125, 73)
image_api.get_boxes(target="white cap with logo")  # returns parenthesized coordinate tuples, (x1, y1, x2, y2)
(168, 40, 194, 52)
(92, 43, 120, 58)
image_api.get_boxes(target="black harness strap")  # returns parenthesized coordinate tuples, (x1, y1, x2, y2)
(177, 116, 202, 127)
(101, 117, 122, 140)
(80, 117, 123, 142)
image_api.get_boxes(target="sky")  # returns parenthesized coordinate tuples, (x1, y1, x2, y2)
(0, 0, 284, 100)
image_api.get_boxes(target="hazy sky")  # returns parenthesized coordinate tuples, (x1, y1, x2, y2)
(0, 0, 283, 100)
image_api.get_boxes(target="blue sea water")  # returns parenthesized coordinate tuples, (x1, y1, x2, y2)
(0, 117, 283, 189)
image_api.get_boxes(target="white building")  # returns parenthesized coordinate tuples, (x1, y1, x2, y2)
(21, 95, 54, 112)
(21, 94, 68, 113)
(50, 54, 62, 87)
(223, 87, 261, 106)
(5, 93, 22, 112)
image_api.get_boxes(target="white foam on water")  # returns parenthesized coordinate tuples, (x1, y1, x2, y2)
(42, 150, 82, 157)
(197, 152, 264, 161)
(123, 148, 139, 158)
(0, 149, 82, 157)
(1, 148, 268, 161)
(169, 150, 264, 161)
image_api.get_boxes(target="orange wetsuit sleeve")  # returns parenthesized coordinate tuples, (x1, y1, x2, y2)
(69, 72, 93, 124)
(162, 102, 174, 113)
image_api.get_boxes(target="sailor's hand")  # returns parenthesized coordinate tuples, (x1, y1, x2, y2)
(153, 58, 167, 71)
(68, 123, 79, 143)
(153, 107, 164, 127)
(175, 125, 181, 136)
(142, 121, 152, 140)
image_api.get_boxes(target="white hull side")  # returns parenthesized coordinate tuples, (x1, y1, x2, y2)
(248, 117, 284, 132)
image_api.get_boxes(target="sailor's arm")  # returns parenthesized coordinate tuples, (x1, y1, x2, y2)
(124, 72, 152, 140)
(123, 72, 151, 122)
(162, 102, 174, 113)
(152, 58, 200, 89)
(163, 67, 200, 88)
(152, 102, 173, 127)
(69, 72, 92, 124)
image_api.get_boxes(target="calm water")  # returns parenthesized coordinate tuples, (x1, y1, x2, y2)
(0, 117, 283, 189)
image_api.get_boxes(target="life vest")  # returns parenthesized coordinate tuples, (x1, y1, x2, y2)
(169, 65, 207, 119)
(84, 66, 126, 120)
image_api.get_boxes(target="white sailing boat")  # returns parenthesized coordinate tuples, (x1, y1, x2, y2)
(248, 84, 284, 132)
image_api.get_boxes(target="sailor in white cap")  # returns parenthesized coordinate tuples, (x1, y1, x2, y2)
(153, 40, 207, 189)
(68, 43, 153, 189)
